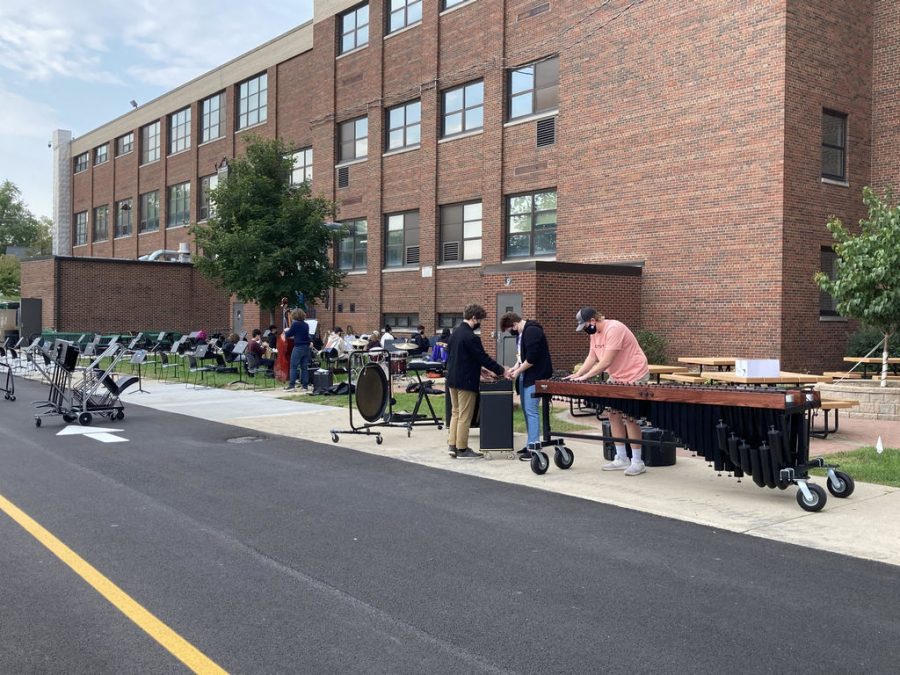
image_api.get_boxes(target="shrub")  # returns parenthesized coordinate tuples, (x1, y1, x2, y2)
(847, 326, 900, 357)
(635, 329, 667, 365)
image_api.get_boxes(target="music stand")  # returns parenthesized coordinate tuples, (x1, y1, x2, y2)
(129, 349, 149, 393)
(228, 340, 249, 386)
(127, 333, 143, 351)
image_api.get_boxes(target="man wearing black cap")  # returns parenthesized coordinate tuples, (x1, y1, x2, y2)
(564, 308, 650, 476)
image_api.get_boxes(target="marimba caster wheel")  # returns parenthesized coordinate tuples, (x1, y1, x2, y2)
(530, 451, 549, 475)
(554, 446, 574, 470)
(376, 435, 383, 445)
(827, 470, 855, 498)
(331, 432, 339, 443)
(796, 483, 827, 512)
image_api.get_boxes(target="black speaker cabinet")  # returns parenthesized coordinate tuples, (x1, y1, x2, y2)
(602, 421, 677, 467)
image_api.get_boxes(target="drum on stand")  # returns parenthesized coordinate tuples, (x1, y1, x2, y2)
(389, 352, 408, 377)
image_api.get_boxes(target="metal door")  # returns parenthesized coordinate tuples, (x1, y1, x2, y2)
(232, 302, 244, 335)
(495, 292, 522, 367)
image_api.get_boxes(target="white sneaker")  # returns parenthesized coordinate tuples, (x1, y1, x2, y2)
(624, 460, 646, 476)
(602, 456, 630, 471)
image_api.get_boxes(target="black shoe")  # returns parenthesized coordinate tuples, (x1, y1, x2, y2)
(455, 448, 484, 459)
(517, 448, 532, 461)
(448, 445, 458, 458)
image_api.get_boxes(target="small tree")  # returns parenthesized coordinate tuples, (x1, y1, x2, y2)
(815, 187, 900, 387)
(191, 136, 344, 314)
(0, 254, 19, 297)
(0, 180, 41, 250)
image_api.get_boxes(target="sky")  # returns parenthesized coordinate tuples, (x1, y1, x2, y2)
(0, 0, 314, 220)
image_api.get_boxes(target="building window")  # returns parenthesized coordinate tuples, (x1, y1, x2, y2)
(199, 175, 218, 221)
(440, 201, 482, 263)
(508, 56, 559, 120)
(383, 313, 418, 329)
(115, 199, 132, 238)
(385, 211, 420, 268)
(438, 313, 463, 329)
(819, 247, 840, 316)
(94, 144, 108, 165)
(443, 0, 468, 9)
(169, 107, 191, 154)
(506, 190, 557, 258)
(388, 0, 422, 33)
(141, 121, 160, 164)
(822, 109, 847, 182)
(74, 153, 89, 173)
(386, 100, 421, 151)
(74, 211, 88, 245)
(291, 147, 313, 185)
(338, 116, 368, 162)
(201, 93, 224, 142)
(339, 3, 369, 54)
(167, 182, 191, 228)
(139, 190, 159, 233)
(237, 73, 268, 130)
(442, 81, 483, 137)
(92, 205, 109, 241)
(339, 219, 368, 271)
(116, 132, 133, 156)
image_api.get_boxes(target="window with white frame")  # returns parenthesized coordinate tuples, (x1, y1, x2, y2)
(442, 80, 483, 137)
(443, 0, 468, 9)
(386, 100, 421, 151)
(384, 211, 419, 268)
(116, 132, 133, 156)
(74, 153, 88, 173)
(199, 175, 218, 221)
(440, 201, 482, 263)
(508, 56, 559, 120)
(141, 121, 160, 164)
(94, 144, 108, 165)
(237, 73, 268, 130)
(115, 199, 132, 238)
(388, 0, 421, 33)
(169, 107, 191, 154)
(93, 205, 109, 241)
(139, 190, 159, 232)
(167, 182, 191, 228)
(338, 116, 368, 162)
(291, 147, 313, 185)
(506, 190, 557, 258)
(339, 3, 369, 54)
(201, 93, 224, 142)
(74, 211, 88, 245)
(339, 219, 367, 271)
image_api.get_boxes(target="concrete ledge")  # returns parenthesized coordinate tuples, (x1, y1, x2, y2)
(818, 382, 900, 421)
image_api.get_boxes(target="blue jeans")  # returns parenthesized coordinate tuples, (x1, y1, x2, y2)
(519, 377, 540, 446)
(289, 344, 311, 388)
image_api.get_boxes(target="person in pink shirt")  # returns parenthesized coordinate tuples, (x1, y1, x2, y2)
(564, 307, 650, 476)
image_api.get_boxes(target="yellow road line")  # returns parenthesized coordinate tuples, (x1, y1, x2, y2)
(0, 493, 227, 674)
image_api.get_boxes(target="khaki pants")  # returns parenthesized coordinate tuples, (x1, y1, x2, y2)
(448, 387, 479, 451)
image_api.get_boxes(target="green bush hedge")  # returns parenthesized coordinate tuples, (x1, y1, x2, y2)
(635, 329, 667, 365)
(846, 326, 900, 357)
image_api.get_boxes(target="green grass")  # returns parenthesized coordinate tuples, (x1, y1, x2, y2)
(811, 447, 900, 487)
(288, 390, 593, 433)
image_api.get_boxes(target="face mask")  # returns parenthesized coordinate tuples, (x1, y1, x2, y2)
(472, 322, 482, 331)
(509, 329, 519, 337)
(584, 324, 597, 335)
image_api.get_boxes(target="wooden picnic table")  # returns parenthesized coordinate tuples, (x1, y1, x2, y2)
(676, 357, 736, 374)
(701, 371, 827, 386)
(842, 356, 900, 378)
(658, 373, 706, 385)
(647, 364, 689, 383)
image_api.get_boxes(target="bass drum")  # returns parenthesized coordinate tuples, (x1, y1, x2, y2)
(356, 361, 389, 423)
(389, 352, 407, 377)
(274, 333, 294, 382)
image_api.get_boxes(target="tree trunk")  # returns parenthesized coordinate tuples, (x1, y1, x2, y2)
(881, 331, 891, 388)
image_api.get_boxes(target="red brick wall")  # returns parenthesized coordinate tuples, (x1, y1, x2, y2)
(873, 0, 900, 194)
(19, 258, 56, 331)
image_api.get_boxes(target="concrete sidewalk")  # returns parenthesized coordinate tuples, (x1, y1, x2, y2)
(121, 381, 900, 567)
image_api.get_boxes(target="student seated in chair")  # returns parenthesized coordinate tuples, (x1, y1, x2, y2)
(248, 329, 274, 369)
(221, 333, 240, 363)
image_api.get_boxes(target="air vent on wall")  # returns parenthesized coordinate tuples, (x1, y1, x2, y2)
(442, 241, 460, 262)
(337, 166, 350, 188)
(405, 245, 420, 265)
(536, 117, 556, 147)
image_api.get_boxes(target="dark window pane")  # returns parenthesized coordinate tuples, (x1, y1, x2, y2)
(507, 233, 531, 257)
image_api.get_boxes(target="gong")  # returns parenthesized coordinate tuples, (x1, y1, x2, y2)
(356, 361, 389, 422)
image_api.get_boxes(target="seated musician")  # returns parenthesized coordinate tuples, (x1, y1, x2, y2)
(564, 308, 650, 476)
(430, 328, 451, 363)
(248, 329, 274, 369)
(411, 325, 430, 356)
(266, 324, 279, 351)
(221, 333, 240, 363)
(366, 331, 382, 352)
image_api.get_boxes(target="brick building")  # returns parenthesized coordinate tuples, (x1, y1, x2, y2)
(34, 0, 900, 371)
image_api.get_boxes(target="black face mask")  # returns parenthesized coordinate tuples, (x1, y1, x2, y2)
(472, 322, 482, 331)
(509, 329, 519, 337)
(584, 324, 597, 335)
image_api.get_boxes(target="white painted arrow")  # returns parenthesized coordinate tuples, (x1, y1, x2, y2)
(56, 426, 129, 443)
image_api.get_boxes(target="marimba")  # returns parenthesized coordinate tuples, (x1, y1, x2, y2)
(533, 377, 855, 512)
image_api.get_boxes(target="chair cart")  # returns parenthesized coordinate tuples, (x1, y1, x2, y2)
(0, 360, 13, 401)
(34, 341, 138, 427)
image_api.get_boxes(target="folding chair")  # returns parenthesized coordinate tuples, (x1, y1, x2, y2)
(186, 355, 216, 388)
(159, 352, 181, 382)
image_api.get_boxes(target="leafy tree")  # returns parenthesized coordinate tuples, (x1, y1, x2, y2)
(191, 136, 344, 313)
(0, 254, 20, 298)
(29, 216, 53, 256)
(815, 187, 900, 387)
(0, 180, 41, 250)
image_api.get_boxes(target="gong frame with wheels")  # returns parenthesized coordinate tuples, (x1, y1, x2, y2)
(330, 351, 412, 444)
